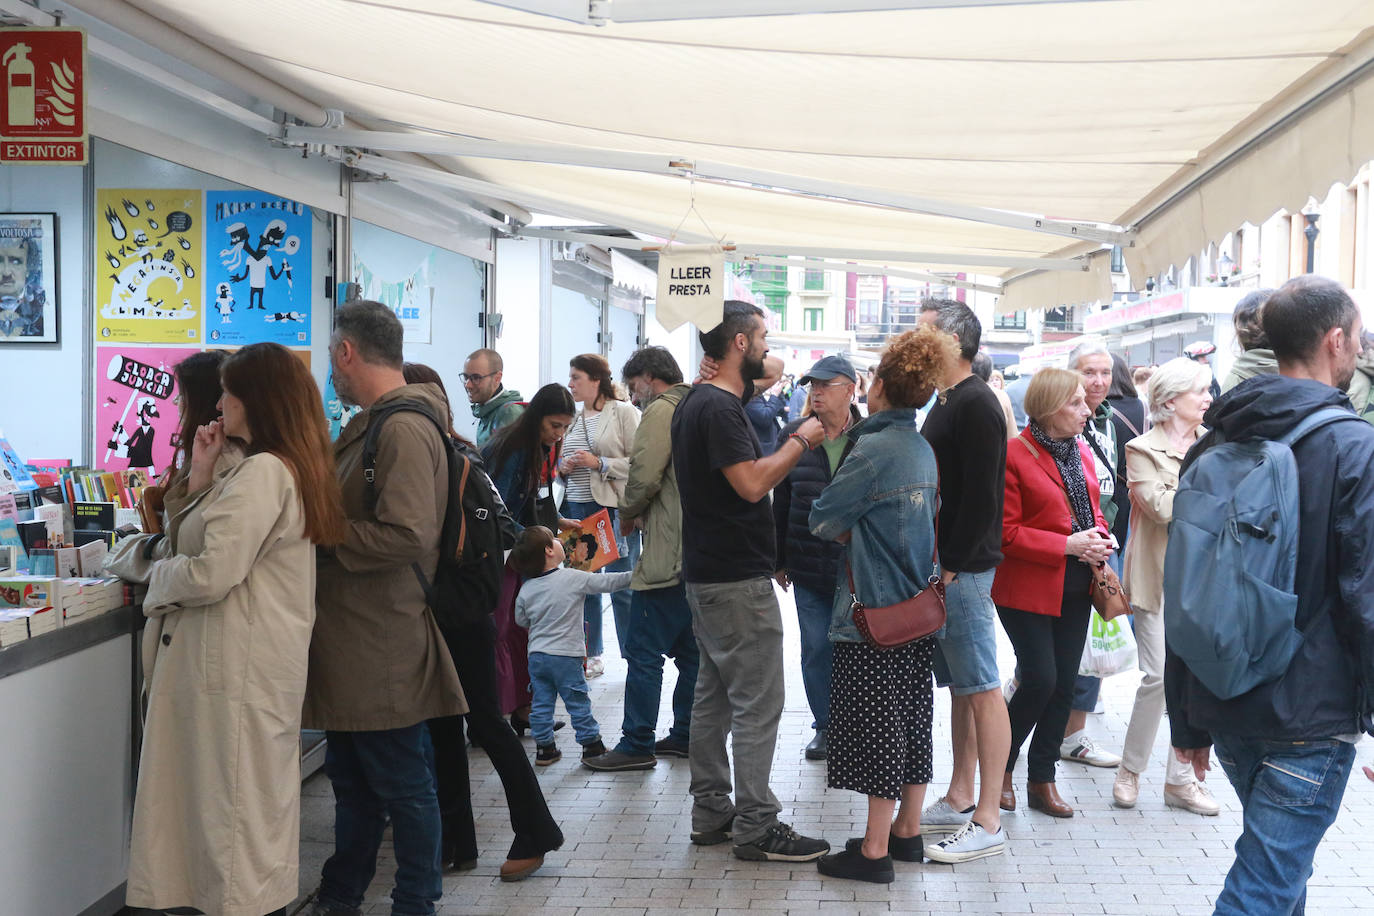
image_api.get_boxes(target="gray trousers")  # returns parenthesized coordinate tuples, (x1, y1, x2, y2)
(685, 577, 785, 845)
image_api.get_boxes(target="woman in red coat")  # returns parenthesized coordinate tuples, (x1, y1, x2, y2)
(992, 368, 1115, 819)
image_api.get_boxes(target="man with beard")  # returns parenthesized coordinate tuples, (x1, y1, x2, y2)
(670, 300, 831, 863)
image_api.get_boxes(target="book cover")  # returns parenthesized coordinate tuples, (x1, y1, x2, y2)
(76, 540, 108, 576)
(16, 519, 48, 554)
(34, 484, 66, 505)
(0, 494, 15, 522)
(34, 503, 68, 546)
(73, 529, 116, 549)
(560, 508, 621, 573)
(0, 437, 34, 492)
(0, 545, 16, 576)
(0, 520, 25, 571)
(26, 459, 72, 470)
(74, 501, 117, 532)
(11, 491, 33, 513)
(26, 548, 56, 577)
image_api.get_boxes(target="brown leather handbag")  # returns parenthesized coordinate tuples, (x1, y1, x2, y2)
(1089, 562, 1131, 621)
(845, 504, 946, 649)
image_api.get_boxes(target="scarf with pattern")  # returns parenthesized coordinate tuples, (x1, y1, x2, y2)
(1029, 420, 1095, 533)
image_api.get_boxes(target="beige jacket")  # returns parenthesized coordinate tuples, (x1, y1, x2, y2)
(620, 383, 689, 591)
(1122, 424, 1203, 613)
(304, 383, 466, 731)
(571, 397, 640, 508)
(123, 452, 314, 916)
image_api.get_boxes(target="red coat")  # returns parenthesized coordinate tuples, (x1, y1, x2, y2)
(991, 431, 1107, 616)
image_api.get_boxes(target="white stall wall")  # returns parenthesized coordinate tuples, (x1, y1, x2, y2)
(643, 297, 699, 382)
(606, 303, 642, 379)
(491, 236, 548, 395)
(550, 284, 603, 383)
(0, 165, 85, 461)
(351, 220, 485, 441)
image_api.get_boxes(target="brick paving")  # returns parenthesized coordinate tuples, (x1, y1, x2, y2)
(295, 586, 1374, 916)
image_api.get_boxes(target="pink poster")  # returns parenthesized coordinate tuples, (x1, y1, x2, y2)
(95, 346, 200, 474)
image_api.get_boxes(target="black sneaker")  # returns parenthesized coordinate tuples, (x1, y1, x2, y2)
(581, 738, 607, 759)
(844, 831, 923, 862)
(816, 846, 895, 884)
(654, 736, 690, 758)
(583, 748, 656, 771)
(535, 743, 561, 766)
(689, 815, 735, 846)
(732, 822, 830, 862)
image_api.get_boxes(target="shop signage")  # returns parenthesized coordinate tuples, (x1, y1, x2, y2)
(656, 244, 724, 331)
(0, 28, 86, 165)
(1083, 291, 1185, 333)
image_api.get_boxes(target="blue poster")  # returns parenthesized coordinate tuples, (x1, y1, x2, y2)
(324, 368, 360, 441)
(203, 190, 311, 347)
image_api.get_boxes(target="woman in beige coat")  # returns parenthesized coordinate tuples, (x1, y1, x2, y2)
(121, 343, 346, 916)
(1112, 357, 1219, 817)
(561, 353, 640, 674)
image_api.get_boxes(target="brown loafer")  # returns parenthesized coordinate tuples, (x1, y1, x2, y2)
(1026, 781, 1074, 818)
(499, 854, 545, 882)
(1000, 771, 1016, 812)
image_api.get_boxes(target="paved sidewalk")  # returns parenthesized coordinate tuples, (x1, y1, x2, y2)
(295, 585, 1374, 915)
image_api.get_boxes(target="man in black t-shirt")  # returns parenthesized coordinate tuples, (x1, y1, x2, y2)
(671, 300, 830, 864)
(916, 300, 1012, 865)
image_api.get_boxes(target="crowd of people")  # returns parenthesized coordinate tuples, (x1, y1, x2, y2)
(102, 276, 1374, 916)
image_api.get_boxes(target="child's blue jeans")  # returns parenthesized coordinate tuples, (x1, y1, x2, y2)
(528, 651, 601, 747)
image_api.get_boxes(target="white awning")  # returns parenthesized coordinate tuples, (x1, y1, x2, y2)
(71, 0, 1374, 311)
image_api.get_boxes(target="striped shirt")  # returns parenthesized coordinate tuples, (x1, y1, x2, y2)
(562, 410, 601, 502)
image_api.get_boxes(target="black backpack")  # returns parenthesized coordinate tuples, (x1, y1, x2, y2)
(361, 399, 515, 629)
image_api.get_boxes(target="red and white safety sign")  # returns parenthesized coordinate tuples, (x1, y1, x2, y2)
(0, 27, 87, 165)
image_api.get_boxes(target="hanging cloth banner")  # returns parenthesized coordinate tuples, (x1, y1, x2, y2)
(655, 244, 724, 332)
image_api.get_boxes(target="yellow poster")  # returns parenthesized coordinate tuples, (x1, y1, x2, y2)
(95, 189, 202, 343)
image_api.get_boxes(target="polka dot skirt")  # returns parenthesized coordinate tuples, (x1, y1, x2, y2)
(827, 637, 936, 800)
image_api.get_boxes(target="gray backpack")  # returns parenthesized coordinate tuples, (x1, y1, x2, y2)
(1163, 407, 1361, 699)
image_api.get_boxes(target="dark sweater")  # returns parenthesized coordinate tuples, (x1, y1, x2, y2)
(920, 375, 1007, 573)
(1106, 394, 1147, 547)
(772, 407, 862, 594)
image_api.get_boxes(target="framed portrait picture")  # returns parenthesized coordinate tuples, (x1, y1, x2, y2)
(0, 212, 58, 344)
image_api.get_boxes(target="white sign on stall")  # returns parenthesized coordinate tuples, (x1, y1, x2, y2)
(655, 245, 724, 332)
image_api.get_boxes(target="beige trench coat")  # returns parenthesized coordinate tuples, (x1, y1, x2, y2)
(1122, 424, 1203, 614)
(124, 452, 314, 916)
(303, 382, 466, 731)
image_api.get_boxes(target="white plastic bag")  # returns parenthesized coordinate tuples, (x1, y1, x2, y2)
(1079, 609, 1137, 678)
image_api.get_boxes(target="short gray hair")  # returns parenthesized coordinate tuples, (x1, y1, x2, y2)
(1066, 337, 1112, 371)
(1146, 357, 1211, 424)
(334, 300, 404, 369)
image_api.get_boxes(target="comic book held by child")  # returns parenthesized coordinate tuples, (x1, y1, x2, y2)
(559, 507, 620, 573)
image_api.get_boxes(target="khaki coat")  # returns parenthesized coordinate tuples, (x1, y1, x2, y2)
(576, 396, 640, 508)
(1122, 424, 1203, 613)
(123, 452, 315, 916)
(619, 383, 689, 591)
(303, 382, 466, 731)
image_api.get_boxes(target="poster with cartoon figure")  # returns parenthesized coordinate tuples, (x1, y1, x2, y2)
(203, 190, 311, 347)
(94, 346, 199, 473)
(324, 367, 361, 441)
(96, 190, 202, 343)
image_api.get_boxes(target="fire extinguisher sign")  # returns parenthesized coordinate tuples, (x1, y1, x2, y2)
(0, 28, 86, 165)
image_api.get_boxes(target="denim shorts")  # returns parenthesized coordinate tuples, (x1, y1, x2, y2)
(931, 568, 1001, 695)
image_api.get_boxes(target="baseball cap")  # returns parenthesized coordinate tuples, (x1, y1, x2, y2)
(1183, 341, 1217, 359)
(799, 354, 858, 386)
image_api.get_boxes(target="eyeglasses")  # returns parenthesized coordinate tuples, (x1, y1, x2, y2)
(810, 378, 853, 389)
(460, 371, 496, 384)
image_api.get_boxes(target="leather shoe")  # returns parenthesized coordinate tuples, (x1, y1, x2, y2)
(1026, 781, 1074, 818)
(805, 731, 827, 760)
(500, 854, 545, 881)
(999, 771, 1016, 812)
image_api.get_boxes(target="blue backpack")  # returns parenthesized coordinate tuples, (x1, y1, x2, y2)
(1163, 406, 1362, 699)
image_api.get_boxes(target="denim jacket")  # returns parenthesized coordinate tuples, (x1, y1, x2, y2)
(809, 409, 940, 643)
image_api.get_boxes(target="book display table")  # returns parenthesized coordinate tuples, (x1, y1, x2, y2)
(0, 606, 141, 916)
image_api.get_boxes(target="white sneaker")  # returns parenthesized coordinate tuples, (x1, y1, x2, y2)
(925, 820, 1006, 864)
(1112, 767, 1139, 808)
(1060, 731, 1122, 768)
(920, 796, 976, 835)
(1164, 780, 1221, 816)
(584, 656, 605, 679)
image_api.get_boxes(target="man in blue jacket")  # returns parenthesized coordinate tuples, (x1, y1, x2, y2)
(1166, 275, 1374, 916)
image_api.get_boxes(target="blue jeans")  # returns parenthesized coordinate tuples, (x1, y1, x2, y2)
(792, 583, 834, 733)
(932, 568, 1001, 695)
(1211, 734, 1355, 916)
(618, 583, 699, 754)
(528, 651, 601, 747)
(564, 499, 640, 657)
(318, 725, 443, 916)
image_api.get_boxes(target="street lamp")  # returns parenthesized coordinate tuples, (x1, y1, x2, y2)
(1303, 213, 1321, 273)
(1217, 252, 1234, 285)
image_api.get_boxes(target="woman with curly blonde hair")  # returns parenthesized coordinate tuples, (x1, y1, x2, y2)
(808, 325, 959, 883)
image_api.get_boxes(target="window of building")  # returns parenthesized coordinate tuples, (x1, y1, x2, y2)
(803, 307, 823, 331)
(1110, 246, 1125, 273)
(994, 311, 1026, 330)
(803, 264, 826, 291)
(858, 298, 881, 323)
